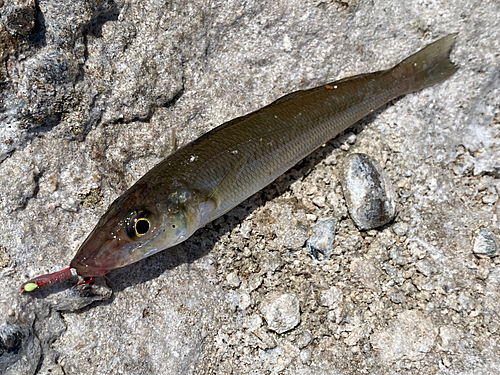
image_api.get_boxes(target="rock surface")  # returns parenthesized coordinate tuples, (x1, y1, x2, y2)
(1, 0, 500, 374)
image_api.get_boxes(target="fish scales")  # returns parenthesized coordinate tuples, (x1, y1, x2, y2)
(139, 71, 410, 223)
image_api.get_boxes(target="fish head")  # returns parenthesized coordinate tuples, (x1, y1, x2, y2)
(70, 184, 203, 278)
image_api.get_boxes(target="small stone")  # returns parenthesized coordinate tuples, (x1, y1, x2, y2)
(442, 356, 451, 368)
(299, 348, 312, 364)
(320, 287, 342, 309)
(340, 143, 350, 151)
(389, 247, 406, 266)
(383, 263, 398, 278)
(244, 314, 263, 332)
(403, 169, 413, 177)
(260, 293, 301, 334)
(246, 274, 263, 292)
(226, 271, 240, 288)
(295, 329, 313, 349)
(482, 194, 498, 205)
(0, 319, 40, 374)
(439, 325, 461, 352)
(392, 222, 409, 236)
(415, 259, 433, 277)
(326, 310, 338, 323)
(473, 227, 499, 258)
(390, 292, 405, 304)
(350, 258, 382, 293)
(341, 153, 397, 230)
(239, 292, 252, 310)
(339, 132, 357, 145)
(306, 217, 338, 262)
(226, 290, 240, 311)
(324, 154, 338, 165)
(306, 213, 317, 221)
(312, 195, 326, 207)
(260, 253, 282, 273)
(253, 327, 277, 349)
(345, 132, 357, 144)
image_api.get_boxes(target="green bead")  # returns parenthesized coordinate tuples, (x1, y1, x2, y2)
(24, 283, 38, 292)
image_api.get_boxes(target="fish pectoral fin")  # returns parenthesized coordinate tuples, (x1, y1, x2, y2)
(206, 152, 249, 204)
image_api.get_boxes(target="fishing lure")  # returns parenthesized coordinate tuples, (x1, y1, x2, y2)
(21, 34, 458, 292)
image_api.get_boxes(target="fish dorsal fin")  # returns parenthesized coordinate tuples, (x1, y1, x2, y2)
(269, 89, 307, 106)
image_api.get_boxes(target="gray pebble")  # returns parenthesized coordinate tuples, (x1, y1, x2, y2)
(392, 222, 409, 236)
(295, 329, 313, 349)
(253, 327, 277, 350)
(18, 46, 79, 127)
(371, 310, 436, 361)
(473, 228, 499, 258)
(226, 271, 241, 288)
(238, 292, 251, 311)
(319, 287, 342, 309)
(341, 153, 397, 230)
(390, 247, 406, 266)
(415, 259, 433, 277)
(390, 292, 406, 304)
(482, 194, 498, 205)
(306, 217, 338, 262)
(383, 263, 398, 278)
(0, 323, 35, 374)
(260, 293, 300, 334)
(299, 348, 312, 364)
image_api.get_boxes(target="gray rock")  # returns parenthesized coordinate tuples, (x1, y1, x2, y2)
(299, 348, 312, 364)
(392, 221, 409, 236)
(0, 322, 38, 375)
(260, 293, 300, 334)
(415, 259, 434, 277)
(225, 271, 240, 288)
(350, 257, 382, 294)
(389, 247, 406, 266)
(306, 217, 338, 262)
(389, 292, 405, 304)
(252, 326, 277, 350)
(295, 329, 313, 349)
(16, 45, 79, 127)
(473, 227, 499, 258)
(482, 194, 498, 205)
(319, 287, 342, 309)
(341, 153, 397, 230)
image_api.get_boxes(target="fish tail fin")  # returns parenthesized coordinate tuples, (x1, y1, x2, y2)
(393, 34, 458, 93)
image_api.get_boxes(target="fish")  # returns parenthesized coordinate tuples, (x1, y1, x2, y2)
(21, 34, 458, 291)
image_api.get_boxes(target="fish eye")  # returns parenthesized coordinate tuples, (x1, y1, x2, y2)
(135, 218, 150, 236)
(127, 210, 152, 239)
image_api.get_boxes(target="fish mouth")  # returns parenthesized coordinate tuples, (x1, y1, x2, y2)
(70, 236, 125, 278)
(70, 257, 110, 278)
(70, 224, 136, 278)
